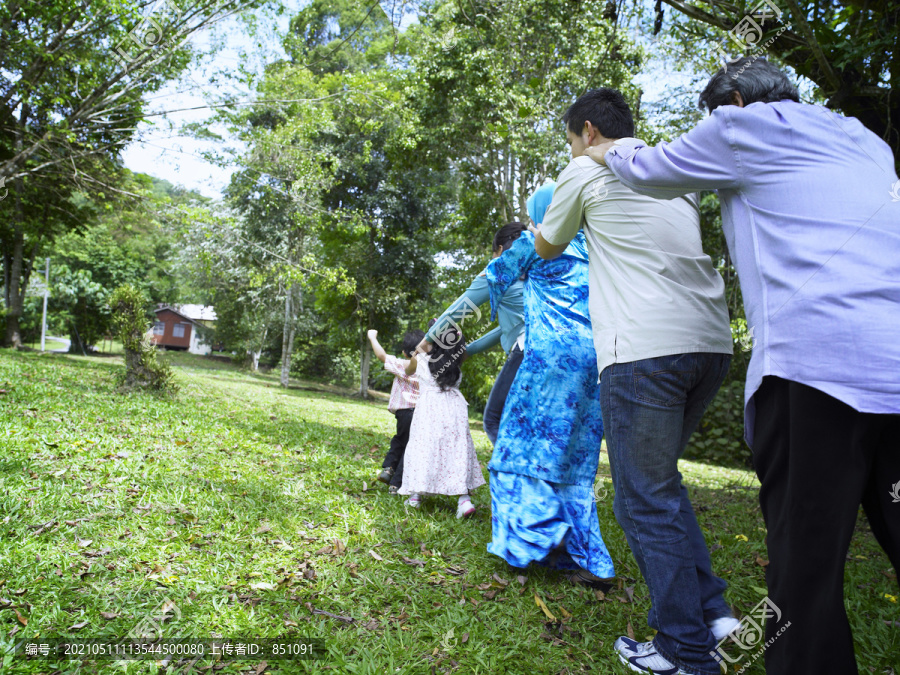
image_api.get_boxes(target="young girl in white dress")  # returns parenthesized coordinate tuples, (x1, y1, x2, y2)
(398, 325, 485, 518)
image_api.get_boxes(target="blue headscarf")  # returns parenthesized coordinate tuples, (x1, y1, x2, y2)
(526, 182, 556, 225)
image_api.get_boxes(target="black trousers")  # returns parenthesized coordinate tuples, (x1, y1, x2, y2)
(382, 408, 414, 488)
(753, 376, 900, 675)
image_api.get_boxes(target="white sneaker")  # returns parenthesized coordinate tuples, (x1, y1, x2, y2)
(455, 499, 475, 519)
(405, 494, 420, 508)
(709, 616, 741, 641)
(614, 637, 689, 675)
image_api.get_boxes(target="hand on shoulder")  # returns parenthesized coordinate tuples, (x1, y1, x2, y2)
(583, 141, 616, 166)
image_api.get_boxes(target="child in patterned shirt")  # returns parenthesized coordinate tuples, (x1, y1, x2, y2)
(367, 329, 424, 494)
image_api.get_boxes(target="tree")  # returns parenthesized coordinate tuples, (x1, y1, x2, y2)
(46, 174, 187, 352)
(219, 60, 350, 386)
(407, 0, 644, 256)
(0, 0, 263, 346)
(284, 0, 450, 397)
(655, 0, 899, 164)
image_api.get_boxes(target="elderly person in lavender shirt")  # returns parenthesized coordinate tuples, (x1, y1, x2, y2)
(587, 57, 900, 675)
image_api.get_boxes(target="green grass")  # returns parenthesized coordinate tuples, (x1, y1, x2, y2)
(25, 338, 68, 352)
(0, 350, 897, 674)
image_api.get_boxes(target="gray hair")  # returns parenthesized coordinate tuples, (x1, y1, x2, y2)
(699, 56, 799, 113)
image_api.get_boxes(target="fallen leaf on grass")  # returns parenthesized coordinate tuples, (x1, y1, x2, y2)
(401, 557, 425, 567)
(70, 620, 89, 630)
(33, 520, 58, 535)
(558, 605, 572, 619)
(254, 661, 267, 674)
(491, 573, 508, 586)
(755, 556, 770, 567)
(311, 608, 354, 623)
(627, 621, 635, 640)
(333, 539, 346, 556)
(369, 550, 383, 561)
(255, 524, 272, 535)
(624, 586, 635, 603)
(14, 609, 28, 625)
(100, 612, 119, 620)
(534, 593, 556, 621)
(517, 575, 527, 586)
(76, 538, 93, 548)
(249, 582, 277, 591)
(315, 545, 334, 555)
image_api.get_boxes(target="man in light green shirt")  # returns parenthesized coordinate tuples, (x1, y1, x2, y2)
(536, 88, 734, 675)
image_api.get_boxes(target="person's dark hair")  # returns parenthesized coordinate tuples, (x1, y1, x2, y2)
(699, 56, 799, 113)
(400, 329, 425, 357)
(427, 326, 465, 392)
(562, 88, 634, 139)
(493, 221, 528, 253)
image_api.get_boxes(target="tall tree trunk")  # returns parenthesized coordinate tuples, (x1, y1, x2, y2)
(3, 107, 32, 348)
(3, 214, 28, 349)
(280, 285, 298, 388)
(250, 326, 266, 372)
(358, 329, 371, 398)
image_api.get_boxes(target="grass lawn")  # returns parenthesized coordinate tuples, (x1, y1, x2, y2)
(0, 350, 897, 674)
(25, 339, 68, 353)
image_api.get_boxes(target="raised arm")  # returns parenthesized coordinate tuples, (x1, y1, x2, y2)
(367, 329, 387, 363)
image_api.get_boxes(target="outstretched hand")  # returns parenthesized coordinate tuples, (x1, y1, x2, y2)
(583, 141, 616, 166)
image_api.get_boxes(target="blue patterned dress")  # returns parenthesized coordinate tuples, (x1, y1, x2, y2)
(485, 230, 614, 578)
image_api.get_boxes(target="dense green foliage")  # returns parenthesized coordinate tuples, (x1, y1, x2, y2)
(655, 0, 899, 167)
(3, 352, 898, 673)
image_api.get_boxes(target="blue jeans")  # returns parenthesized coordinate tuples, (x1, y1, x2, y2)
(600, 353, 732, 675)
(483, 344, 524, 445)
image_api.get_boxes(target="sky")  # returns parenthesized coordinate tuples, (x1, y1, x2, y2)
(121, 4, 294, 197)
(121, 2, 698, 199)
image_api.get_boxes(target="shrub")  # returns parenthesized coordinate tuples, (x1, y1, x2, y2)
(684, 379, 750, 467)
(107, 285, 177, 395)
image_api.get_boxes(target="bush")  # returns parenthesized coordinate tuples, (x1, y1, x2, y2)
(108, 285, 177, 395)
(684, 376, 751, 467)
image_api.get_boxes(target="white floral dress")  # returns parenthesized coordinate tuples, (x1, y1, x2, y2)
(398, 357, 486, 496)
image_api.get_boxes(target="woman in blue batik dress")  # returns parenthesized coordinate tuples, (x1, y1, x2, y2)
(485, 183, 615, 586)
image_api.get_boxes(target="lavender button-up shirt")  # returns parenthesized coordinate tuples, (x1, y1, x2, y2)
(605, 100, 900, 446)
